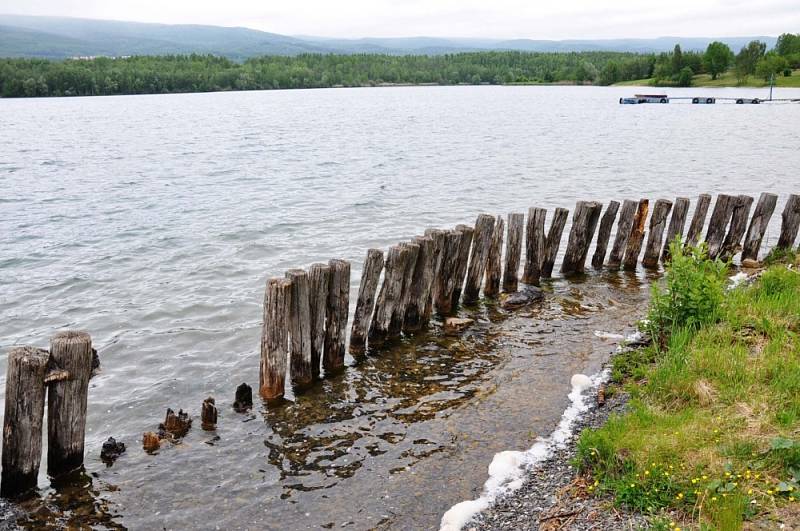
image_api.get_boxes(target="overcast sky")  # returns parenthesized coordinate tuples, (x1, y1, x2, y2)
(5, 0, 798, 39)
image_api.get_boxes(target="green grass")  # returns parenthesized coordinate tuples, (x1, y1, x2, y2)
(576, 253, 800, 530)
(614, 69, 800, 88)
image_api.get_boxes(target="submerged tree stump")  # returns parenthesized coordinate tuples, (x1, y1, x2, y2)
(285, 269, 313, 387)
(233, 383, 253, 412)
(404, 235, 436, 331)
(349, 249, 384, 349)
(370, 245, 408, 345)
(451, 224, 474, 306)
(642, 199, 673, 268)
(1, 346, 48, 498)
(622, 199, 650, 270)
(423, 229, 446, 321)
(142, 432, 161, 453)
(503, 212, 524, 292)
(47, 330, 93, 477)
(483, 216, 505, 297)
(260, 277, 291, 399)
(705, 194, 735, 259)
(777, 194, 800, 250)
(607, 199, 637, 269)
(661, 197, 690, 261)
(159, 408, 192, 439)
(561, 201, 602, 275)
(720, 195, 754, 261)
(742, 192, 778, 263)
(464, 214, 496, 302)
(433, 230, 464, 315)
(685, 193, 712, 246)
(523, 207, 546, 285)
(397, 242, 420, 331)
(591, 200, 620, 269)
(324, 259, 350, 370)
(308, 263, 330, 379)
(201, 398, 217, 431)
(541, 208, 569, 279)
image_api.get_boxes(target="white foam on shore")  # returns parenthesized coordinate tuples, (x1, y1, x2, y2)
(728, 271, 749, 289)
(438, 370, 608, 531)
(593, 330, 625, 340)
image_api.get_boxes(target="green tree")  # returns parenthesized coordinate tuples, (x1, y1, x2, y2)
(776, 33, 800, 56)
(736, 40, 767, 80)
(676, 66, 694, 87)
(703, 41, 734, 79)
(755, 53, 789, 81)
(671, 44, 684, 74)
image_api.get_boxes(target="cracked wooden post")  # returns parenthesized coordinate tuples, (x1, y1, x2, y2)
(607, 199, 637, 269)
(685, 193, 712, 246)
(464, 214, 496, 302)
(591, 200, 620, 269)
(502, 213, 524, 292)
(451, 224, 474, 306)
(285, 269, 313, 387)
(201, 398, 217, 431)
(433, 229, 464, 315)
(483, 216, 505, 298)
(642, 199, 673, 268)
(404, 235, 436, 331)
(397, 242, 420, 331)
(720, 195, 754, 262)
(742, 192, 778, 264)
(661, 197, 690, 261)
(561, 201, 602, 275)
(370, 245, 408, 345)
(622, 199, 649, 270)
(776, 194, 800, 250)
(260, 278, 291, 400)
(349, 249, 383, 350)
(541, 208, 569, 279)
(423, 229, 446, 322)
(1, 346, 48, 498)
(324, 259, 350, 371)
(308, 263, 330, 378)
(522, 207, 546, 285)
(705, 194, 735, 260)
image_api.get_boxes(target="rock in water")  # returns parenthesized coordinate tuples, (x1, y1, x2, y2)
(100, 437, 126, 465)
(444, 317, 475, 335)
(500, 286, 544, 310)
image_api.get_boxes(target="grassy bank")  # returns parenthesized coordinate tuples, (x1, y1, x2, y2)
(576, 244, 800, 530)
(615, 69, 800, 88)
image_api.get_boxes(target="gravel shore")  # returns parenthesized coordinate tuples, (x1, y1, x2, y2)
(0, 498, 20, 530)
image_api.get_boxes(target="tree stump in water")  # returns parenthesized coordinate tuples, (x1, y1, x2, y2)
(1, 346, 48, 498)
(742, 192, 778, 262)
(561, 201, 602, 275)
(233, 383, 253, 412)
(777, 194, 800, 250)
(685, 193, 712, 246)
(260, 277, 291, 399)
(324, 259, 350, 370)
(423, 229, 446, 321)
(370, 245, 408, 346)
(720, 195, 754, 261)
(541, 208, 569, 279)
(642, 199, 673, 268)
(201, 398, 217, 431)
(503, 213, 524, 292)
(433, 230, 464, 315)
(404, 235, 436, 331)
(285, 269, 313, 388)
(622, 199, 649, 270)
(607, 199, 637, 269)
(483, 216, 504, 297)
(705, 194, 735, 260)
(591, 200, 620, 269)
(159, 408, 191, 439)
(349, 250, 383, 349)
(662, 197, 690, 261)
(397, 242, 420, 331)
(100, 437, 126, 466)
(451, 224, 474, 306)
(464, 214, 496, 302)
(308, 263, 330, 378)
(47, 330, 93, 477)
(142, 432, 161, 453)
(523, 207, 546, 285)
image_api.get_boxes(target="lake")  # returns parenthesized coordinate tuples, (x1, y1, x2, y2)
(1, 85, 799, 529)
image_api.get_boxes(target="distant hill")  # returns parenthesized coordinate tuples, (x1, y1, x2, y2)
(0, 14, 780, 59)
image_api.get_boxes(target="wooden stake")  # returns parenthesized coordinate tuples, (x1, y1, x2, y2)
(741, 192, 778, 262)
(661, 197, 690, 261)
(324, 259, 350, 371)
(607, 199, 637, 269)
(561, 201, 602, 275)
(591, 200, 620, 269)
(451, 224, 474, 306)
(233, 383, 253, 412)
(397, 242, 420, 331)
(308, 263, 330, 379)
(642, 199, 673, 268)
(622, 199, 649, 270)
(47, 330, 93, 477)
(423, 229, 446, 322)
(705, 194, 735, 259)
(464, 214, 496, 302)
(404, 236, 436, 331)
(370, 245, 408, 345)
(285, 269, 313, 387)
(1, 346, 48, 498)
(685, 193, 712, 246)
(541, 208, 569, 279)
(777, 194, 800, 250)
(503, 213, 524, 292)
(483, 216, 505, 297)
(201, 398, 217, 431)
(522, 207, 546, 285)
(349, 250, 384, 350)
(433, 229, 464, 315)
(260, 278, 291, 399)
(720, 195, 754, 261)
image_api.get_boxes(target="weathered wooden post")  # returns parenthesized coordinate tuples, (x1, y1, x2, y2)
(685, 193, 712, 246)
(463, 214, 496, 302)
(622, 199, 649, 270)
(370, 245, 408, 345)
(483, 216, 505, 297)
(591, 200, 620, 269)
(47, 331, 93, 477)
(404, 235, 436, 331)
(503, 213, 524, 292)
(642, 199, 673, 268)
(661, 197, 690, 261)
(777, 194, 800, 250)
(561, 201, 602, 275)
(423, 228, 446, 321)
(433, 230, 464, 315)
(349, 249, 384, 350)
(523, 208, 546, 285)
(541, 208, 569, 278)
(705, 194, 735, 259)
(324, 259, 350, 370)
(741, 192, 778, 264)
(285, 269, 313, 387)
(607, 199, 637, 269)
(720, 195, 754, 261)
(308, 263, 330, 379)
(233, 383, 253, 412)
(201, 398, 217, 430)
(397, 242, 420, 330)
(260, 278, 291, 399)
(451, 224, 474, 306)
(1, 346, 48, 497)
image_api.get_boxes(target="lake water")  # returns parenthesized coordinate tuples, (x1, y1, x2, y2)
(1, 85, 799, 530)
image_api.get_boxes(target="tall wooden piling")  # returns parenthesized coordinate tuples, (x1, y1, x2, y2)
(285, 269, 313, 387)
(451, 224, 474, 306)
(349, 249, 384, 349)
(308, 263, 330, 379)
(685, 193, 712, 246)
(591, 200, 620, 269)
(777, 194, 800, 250)
(370, 245, 408, 345)
(503, 213, 524, 292)
(324, 259, 350, 370)
(483, 216, 505, 297)
(661, 197, 690, 261)
(433, 230, 464, 315)
(742, 192, 778, 263)
(561, 201, 602, 275)
(260, 278, 291, 399)
(423, 229, 446, 321)
(2, 346, 48, 498)
(642, 199, 673, 268)
(464, 214, 496, 302)
(541, 208, 569, 278)
(522, 208, 546, 285)
(47, 331, 93, 477)
(405, 235, 436, 331)
(622, 199, 650, 270)
(397, 242, 420, 330)
(607, 199, 637, 269)
(720, 195, 754, 261)
(705, 194, 735, 259)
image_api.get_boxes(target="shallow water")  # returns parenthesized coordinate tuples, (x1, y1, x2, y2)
(1, 85, 799, 529)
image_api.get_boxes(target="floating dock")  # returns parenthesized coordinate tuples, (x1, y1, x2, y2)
(620, 93, 800, 104)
